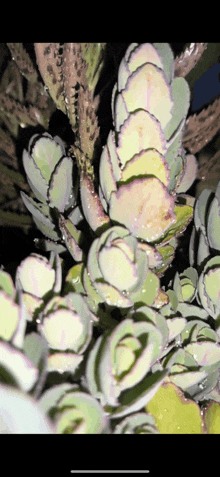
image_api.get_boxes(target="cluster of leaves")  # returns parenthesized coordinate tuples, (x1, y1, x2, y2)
(1, 43, 220, 434)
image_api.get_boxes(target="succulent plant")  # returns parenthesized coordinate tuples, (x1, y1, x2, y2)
(37, 292, 94, 355)
(3, 43, 220, 436)
(113, 412, 159, 434)
(80, 42, 196, 278)
(21, 133, 84, 260)
(85, 315, 168, 418)
(189, 180, 220, 269)
(38, 382, 109, 434)
(197, 256, 220, 320)
(83, 224, 168, 310)
(172, 266, 198, 303)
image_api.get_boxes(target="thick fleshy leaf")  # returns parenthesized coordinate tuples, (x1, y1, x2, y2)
(23, 332, 48, 370)
(116, 110, 167, 167)
(177, 154, 198, 193)
(177, 302, 209, 320)
(207, 196, 220, 250)
(203, 401, 220, 433)
(108, 369, 168, 419)
(0, 341, 38, 392)
(109, 176, 176, 242)
(65, 263, 85, 295)
(80, 174, 110, 232)
(0, 385, 55, 434)
(98, 245, 138, 292)
(198, 256, 220, 319)
(39, 309, 86, 352)
(194, 188, 213, 234)
(153, 43, 174, 84)
(185, 342, 220, 369)
(130, 270, 160, 307)
(146, 381, 204, 434)
(48, 156, 74, 212)
(30, 135, 64, 183)
(21, 191, 60, 241)
(120, 149, 170, 187)
(158, 203, 193, 245)
(117, 44, 138, 93)
(55, 391, 108, 434)
(170, 371, 208, 391)
(113, 412, 159, 434)
(0, 291, 19, 341)
(166, 317, 187, 342)
(15, 254, 55, 298)
(39, 383, 76, 414)
(47, 352, 83, 374)
(164, 77, 190, 141)
(58, 215, 83, 262)
(23, 332, 48, 395)
(22, 149, 48, 203)
(0, 269, 15, 299)
(122, 63, 173, 130)
(99, 138, 117, 203)
(18, 293, 42, 322)
(128, 43, 164, 75)
(137, 241, 163, 269)
(197, 230, 210, 267)
(94, 281, 133, 308)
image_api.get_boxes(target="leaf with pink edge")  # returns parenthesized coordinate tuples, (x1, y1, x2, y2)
(109, 176, 176, 242)
(122, 63, 173, 130)
(120, 148, 170, 187)
(116, 110, 167, 167)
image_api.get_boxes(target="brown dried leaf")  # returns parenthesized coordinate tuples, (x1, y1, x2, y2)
(77, 86, 100, 161)
(61, 43, 85, 132)
(7, 43, 38, 83)
(0, 128, 17, 168)
(182, 96, 220, 154)
(34, 43, 66, 114)
(0, 92, 48, 128)
(174, 43, 208, 78)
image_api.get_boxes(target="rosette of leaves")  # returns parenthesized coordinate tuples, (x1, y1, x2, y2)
(21, 132, 83, 260)
(159, 288, 220, 401)
(189, 180, 220, 269)
(80, 43, 195, 275)
(172, 267, 198, 303)
(85, 316, 168, 419)
(15, 252, 62, 322)
(37, 292, 96, 375)
(38, 383, 109, 434)
(197, 256, 220, 320)
(113, 412, 159, 434)
(83, 225, 168, 310)
(0, 263, 50, 398)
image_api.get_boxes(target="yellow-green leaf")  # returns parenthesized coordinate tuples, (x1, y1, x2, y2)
(145, 380, 204, 434)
